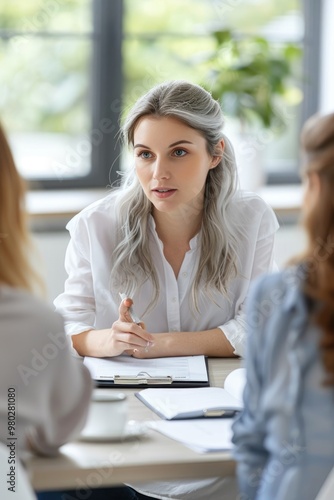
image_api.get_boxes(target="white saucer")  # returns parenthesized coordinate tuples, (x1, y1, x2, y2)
(79, 420, 149, 442)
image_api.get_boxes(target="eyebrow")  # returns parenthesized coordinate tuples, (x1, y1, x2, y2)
(134, 140, 194, 149)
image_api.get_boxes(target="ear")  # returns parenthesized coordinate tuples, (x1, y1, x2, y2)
(210, 139, 225, 169)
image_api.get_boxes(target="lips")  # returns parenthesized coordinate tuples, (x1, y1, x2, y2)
(152, 188, 177, 198)
(153, 188, 175, 192)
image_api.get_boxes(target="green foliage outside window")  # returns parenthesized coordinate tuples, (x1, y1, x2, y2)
(199, 29, 302, 131)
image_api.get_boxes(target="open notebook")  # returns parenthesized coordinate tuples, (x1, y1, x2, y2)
(144, 368, 246, 453)
(136, 367, 246, 420)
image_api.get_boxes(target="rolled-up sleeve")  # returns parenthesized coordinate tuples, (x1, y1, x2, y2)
(54, 216, 97, 340)
(219, 306, 247, 357)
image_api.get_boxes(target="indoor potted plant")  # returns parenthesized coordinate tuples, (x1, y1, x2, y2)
(199, 29, 302, 190)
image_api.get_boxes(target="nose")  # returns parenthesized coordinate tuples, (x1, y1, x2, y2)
(152, 157, 170, 180)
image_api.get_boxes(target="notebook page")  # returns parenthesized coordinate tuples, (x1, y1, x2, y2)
(223, 368, 246, 404)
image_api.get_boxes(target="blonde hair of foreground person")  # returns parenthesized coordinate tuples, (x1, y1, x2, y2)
(0, 123, 43, 294)
(299, 112, 334, 384)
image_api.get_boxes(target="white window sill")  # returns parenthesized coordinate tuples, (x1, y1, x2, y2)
(27, 185, 302, 230)
(258, 184, 303, 217)
(27, 188, 107, 219)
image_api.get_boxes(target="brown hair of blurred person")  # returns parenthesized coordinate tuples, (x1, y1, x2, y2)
(0, 122, 43, 294)
(300, 112, 334, 384)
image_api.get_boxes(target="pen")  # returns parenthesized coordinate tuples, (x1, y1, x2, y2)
(119, 293, 152, 352)
(119, 293, 142, 325)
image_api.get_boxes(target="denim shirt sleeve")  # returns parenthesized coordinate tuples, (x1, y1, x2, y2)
(231, 275, 271, 500)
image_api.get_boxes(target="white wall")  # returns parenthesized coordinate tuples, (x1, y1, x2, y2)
(34, 224, 307, 304)
(33, 231, 70, 303)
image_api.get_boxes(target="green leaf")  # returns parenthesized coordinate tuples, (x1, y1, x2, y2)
(213, 29, 233, 46)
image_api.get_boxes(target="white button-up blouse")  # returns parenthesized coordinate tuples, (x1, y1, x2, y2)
(54, 190, 279, 357)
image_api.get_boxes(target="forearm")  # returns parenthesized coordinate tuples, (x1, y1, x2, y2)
(140, 328, 237, 358)
(72, 322, 154, 358)
(71, 329, 110, 357)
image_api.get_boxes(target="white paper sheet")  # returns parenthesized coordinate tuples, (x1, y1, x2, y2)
(148, 419, 235, 452)
(83, 354, 208, 382)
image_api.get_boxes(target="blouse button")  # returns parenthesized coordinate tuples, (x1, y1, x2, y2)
(182, 272, 188, 278)
(171, 297, 177, 303)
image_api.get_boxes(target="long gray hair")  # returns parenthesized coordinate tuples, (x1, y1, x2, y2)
(111, 80, 240, 313)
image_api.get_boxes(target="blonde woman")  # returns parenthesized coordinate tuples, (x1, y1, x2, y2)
(0, 122, 92, 460)
(55, 80, 279, 366)
(232, 112, 334, 500)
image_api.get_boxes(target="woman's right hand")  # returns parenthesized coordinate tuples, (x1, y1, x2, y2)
(71, 297, 154, 358)
(107, 297, 153, 356)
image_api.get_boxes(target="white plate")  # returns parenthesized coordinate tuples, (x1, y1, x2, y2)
(79, 420, 149, 442)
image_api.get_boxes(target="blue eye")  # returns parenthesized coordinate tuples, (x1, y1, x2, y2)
(138, 151, 152, 159)
(173, 149, 187, 157)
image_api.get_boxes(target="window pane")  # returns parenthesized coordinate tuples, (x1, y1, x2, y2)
(125, 0, 302, 38)
(0, 15, 92, 180)
(124, 0, 216, 36)
(0, 0, 92, 34)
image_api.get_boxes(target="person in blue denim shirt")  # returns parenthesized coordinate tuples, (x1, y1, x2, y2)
(232, 111, 334, 500)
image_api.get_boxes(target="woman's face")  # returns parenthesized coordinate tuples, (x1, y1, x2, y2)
(133, 115, 221, 218)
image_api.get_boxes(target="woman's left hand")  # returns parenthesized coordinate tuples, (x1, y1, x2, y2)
(124, 332, 159, 358)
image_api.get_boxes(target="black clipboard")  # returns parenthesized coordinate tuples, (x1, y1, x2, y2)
(93, 357, 210, 388)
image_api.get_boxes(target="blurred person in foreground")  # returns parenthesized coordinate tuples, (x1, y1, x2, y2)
(232, 111, 334, 500)
(0, 121, 93, 495)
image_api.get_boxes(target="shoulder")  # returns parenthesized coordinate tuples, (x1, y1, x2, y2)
(231, 190, 275, 218)
(0, 286, 64, 336)
(68, 189, 118, 226)
(251, 265, 304, 297)
(250, 270, 289, 302)
(247, 266, 304, 327)
(230, 190, 279, 238)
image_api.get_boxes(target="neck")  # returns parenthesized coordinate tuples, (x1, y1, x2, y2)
(152, 208, 203, 246)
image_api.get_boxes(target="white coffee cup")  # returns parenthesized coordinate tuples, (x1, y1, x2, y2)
(81, 390, 128, 439)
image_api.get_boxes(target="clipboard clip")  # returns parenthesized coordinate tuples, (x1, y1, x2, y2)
(203, 409, 237, 417)
(113, 371, 173, 385)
